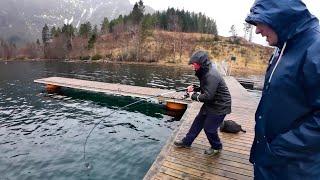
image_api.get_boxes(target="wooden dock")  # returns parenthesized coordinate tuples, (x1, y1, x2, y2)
(34, 76, 257, 179)
(34, 77, 190, 105)
(235, 77, 264, 90)
(144, 76, 257, 180)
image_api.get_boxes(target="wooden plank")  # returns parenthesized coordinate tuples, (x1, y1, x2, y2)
(166, 152, 253, 175)
(175, 133, 253, 150)
(170, 147, 251, 165)
(191, 142, 250, 156)
(178, 143, 251, 161)
(169, 150, 253, 170)
(162, 161, 232, 180)
(192, 137, 253, 150)
(165, 155, 253, 177)
(155, 171, 182, 180)
(158, 166, 203, 180)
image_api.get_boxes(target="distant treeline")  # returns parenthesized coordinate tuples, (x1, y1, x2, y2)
(1, 0, 218, 60)
(44, 2, 218, 40)
(37, 0, 219, 60)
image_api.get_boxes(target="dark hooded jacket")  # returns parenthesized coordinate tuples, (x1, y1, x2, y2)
(246, 0, 320, 179)
(189, 51, 231, 115)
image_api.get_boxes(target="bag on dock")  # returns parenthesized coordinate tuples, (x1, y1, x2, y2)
(220, 120, 246, 133)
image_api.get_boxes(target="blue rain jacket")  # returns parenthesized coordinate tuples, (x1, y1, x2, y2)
(246, 0, 320, 179)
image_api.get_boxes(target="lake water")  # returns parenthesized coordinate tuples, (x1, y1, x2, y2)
(0, 61, 201, 180)
(0, 60, 262, 180)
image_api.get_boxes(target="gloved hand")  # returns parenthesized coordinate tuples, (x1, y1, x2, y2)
(189, 92, 194, 99)
(187, 85, 194, 92)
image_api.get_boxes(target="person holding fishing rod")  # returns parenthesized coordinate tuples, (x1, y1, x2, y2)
(174, 50, 232, 156)
(245, 0, 320, 179)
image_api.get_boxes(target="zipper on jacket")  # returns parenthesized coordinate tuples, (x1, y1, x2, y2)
(267, 42, 287, 85)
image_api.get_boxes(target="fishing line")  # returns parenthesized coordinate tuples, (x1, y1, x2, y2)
(83, 87, 187, 169)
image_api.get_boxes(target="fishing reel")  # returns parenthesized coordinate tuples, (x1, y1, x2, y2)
(182, 84, 199, 99)
(183, 91, 190, 99)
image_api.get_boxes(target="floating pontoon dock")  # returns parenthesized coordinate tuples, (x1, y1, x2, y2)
(34, 77, 191, 110)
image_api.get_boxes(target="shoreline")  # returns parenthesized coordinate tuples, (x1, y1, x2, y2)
(0, 58, 191, 68)
(0, 58, 266, 76)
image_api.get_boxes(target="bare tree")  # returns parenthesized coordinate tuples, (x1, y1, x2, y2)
(243, 22, 253, 42)
(178, 32, 184, 63)
(229, 25, 237, 37)
(169, 14, 181, 63)
(229, 25, 240, 44)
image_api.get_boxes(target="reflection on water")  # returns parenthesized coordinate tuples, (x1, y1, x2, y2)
(0, 61, 196, 180)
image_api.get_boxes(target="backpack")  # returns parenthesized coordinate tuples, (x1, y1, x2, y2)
(220, 120, 246, 133)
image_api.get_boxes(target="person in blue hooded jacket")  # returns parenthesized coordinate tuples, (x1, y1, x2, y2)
(245, 0, 320, 179)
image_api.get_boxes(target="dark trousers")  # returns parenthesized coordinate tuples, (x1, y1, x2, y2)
(183, 111, 225, 149)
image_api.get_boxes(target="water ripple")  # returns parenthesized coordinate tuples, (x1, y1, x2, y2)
(0, 61, 195, 180)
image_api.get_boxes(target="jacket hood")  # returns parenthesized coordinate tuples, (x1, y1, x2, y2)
(189, 51, 212, 78)
(189, 51, 211, 67)
(245, 0, 319, 47)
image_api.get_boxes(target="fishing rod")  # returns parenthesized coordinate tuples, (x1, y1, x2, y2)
(83, 87, 188, 169)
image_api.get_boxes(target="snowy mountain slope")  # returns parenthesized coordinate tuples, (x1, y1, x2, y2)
(0, 0, 153, 44)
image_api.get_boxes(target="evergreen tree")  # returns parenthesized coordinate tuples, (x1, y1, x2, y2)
(87, 34, 97, 50)
(79, 22, 92, 37)
(101, 17, 109, 34)
(109, 20, 116, 33)
(50, 27, 56, 37)
(61, 24, 75, 54)
(93, 25, 98, 36)
(42, 24, 50, 44)
(56, 27, 62, 35)
(36, 39, 41, 46)
(130, 0, 145, 24)
(141, 14, 153, 40)
(62, 24, 75, 37)
(159, 13, 168, 30)
(109, 15, 124, 33)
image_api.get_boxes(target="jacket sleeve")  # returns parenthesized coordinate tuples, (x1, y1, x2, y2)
(193, 85, 201, 92)
(270, 45, 320, 160)
(191, 76, 219, 103)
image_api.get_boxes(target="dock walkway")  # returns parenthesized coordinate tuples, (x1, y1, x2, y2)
(144, 76, 257, 180)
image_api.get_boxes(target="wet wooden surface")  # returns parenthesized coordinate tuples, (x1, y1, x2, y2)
(34, 77, 190, 104)
(144, 76, 258, 180)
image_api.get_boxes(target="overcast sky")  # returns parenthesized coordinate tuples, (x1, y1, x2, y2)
(129, 0, 320, 45)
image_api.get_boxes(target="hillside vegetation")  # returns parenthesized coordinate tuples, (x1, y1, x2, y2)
(97, 30, 271, 74)
(0, 0, 272, 75)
